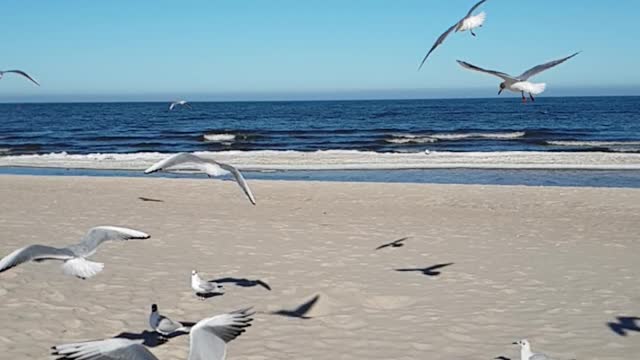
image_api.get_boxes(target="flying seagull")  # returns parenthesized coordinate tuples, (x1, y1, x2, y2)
(418, 0, 488, 69)
(144, 153, 256, 205)
(457, 52, 580, 102)
(513, 339, 553, 360)
(52, 308, 255, 360)
(169, 100, 191, 111)
(0, 226, 149, 279)
(0, 69, 40, 86)
(149, 304, 190, 338)
(375, 237, 409, 250)
(191, 270, 225, 299)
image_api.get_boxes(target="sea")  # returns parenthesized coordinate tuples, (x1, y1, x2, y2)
(1, 96, 640, 187)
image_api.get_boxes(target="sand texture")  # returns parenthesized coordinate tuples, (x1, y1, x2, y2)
(0, 175, 639, 360)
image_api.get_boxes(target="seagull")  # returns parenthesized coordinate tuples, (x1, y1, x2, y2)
(395, 262, 454, 277)
(144, 153, 256, 205)
(191, 270, 225, 299)
(418, 0, 488, 69)
(0, 69, 40, 86)
(270, 294, 320, 319)
(457, 52, 580, 102)
(169, 100, 191, 111)
(149, 304, 190, 338)
(513, 339, 553, 360)
(375, 237, 409, 250)
(0, 226, 149, 279)
(52, 308, 254, 360)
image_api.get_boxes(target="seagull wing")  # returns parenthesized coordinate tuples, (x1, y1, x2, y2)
(217, 162, 256, 205)
(156, 316, 185, 334)
(465, 0, 488, 17)
(144, 153, 227, 177)
(188, 308, 255, 360)
(518, 52, 580, 80)
(418, 23, 458, 70)
(4, 70, 40, 86)
(52, 338, 158, 360)
(456, 60, 515, 81)
(0, 245, 74, 273)
(75, 226, 150, 255)
(169, 102, 176, 110)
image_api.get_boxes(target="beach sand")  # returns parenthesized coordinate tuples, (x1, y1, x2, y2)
(0, 175, 638, 360)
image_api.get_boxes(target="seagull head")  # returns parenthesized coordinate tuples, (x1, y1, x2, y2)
(512, 339, 530, 350)
(151, 304, 158, 312)
(498, 82, 506, 95)
(191, 269, 198, 276)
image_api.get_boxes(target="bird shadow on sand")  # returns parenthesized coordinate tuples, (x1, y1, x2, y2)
(268, 294, 320, 320)
(494, 356, 512, 360)
(209, 277, 271, 291)
(607, 316, 640, 336)
(110, 323, 195, 348)
(375, 237, 410, 250)
(394, 262, 454, 277)
(138, 196, 164, 203)
(195, 292, 225, 300)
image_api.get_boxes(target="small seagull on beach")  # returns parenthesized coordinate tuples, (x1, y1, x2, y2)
(457, 52, 580, 102)
(192, 270, 225, 299)
(169, 100, 191, 111)
(418, 0, 488, 69)
(0, 226, 149, 279)
(144, 153, 256, 205)
(149, 304, 190, 338)
(52, 308, 254, 360)
(0, 69, 40, 86)
(375, 237, 409, 250)
(513, 339, 554, 360)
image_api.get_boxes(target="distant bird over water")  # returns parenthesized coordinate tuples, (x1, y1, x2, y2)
(457, 52, 580, 102)
(419, 0, 489, 69)
(169, 100, 191, 111)
(0, 69, 40, 86)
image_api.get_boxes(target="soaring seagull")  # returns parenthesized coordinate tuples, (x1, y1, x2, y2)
(0, 226, 150, 279)
(457, 52, 580, 102)
(169, 100, 191, 111)
(419, 0, 488, 69)
(144, 153, 256, 205)
(0, 69, 40, 86)
(52, 308, 254, 360)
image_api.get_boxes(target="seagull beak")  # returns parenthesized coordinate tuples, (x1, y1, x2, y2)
(512, 342, 518, 345)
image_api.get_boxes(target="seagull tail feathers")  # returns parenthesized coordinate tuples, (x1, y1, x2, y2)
(62, 258, 104, 279)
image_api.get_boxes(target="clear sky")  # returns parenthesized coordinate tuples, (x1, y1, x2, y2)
(1, 0, 639, 101)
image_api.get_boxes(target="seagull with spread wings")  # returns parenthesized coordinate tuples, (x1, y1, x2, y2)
(457, 52, 580, 102)
(419, 0, 489, 69)
(169, 100, 191, 111)
(0, 226, 150, 279)
(0, 69, 40, 86)
(52, 308, 254, 360)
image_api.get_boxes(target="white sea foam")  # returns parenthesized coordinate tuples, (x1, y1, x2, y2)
(1, 150, 640, 171)
(386, 135, 438, 144)
(547, 140, 640, 147)
(430, 131, 526, 140)
(203, 133, 236, 142)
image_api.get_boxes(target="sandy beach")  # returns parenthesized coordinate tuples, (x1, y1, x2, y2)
(0, 175, 639, 360)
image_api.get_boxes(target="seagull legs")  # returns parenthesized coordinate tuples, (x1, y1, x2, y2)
(521, 92, 527, 104)
(529, 93, 536, 102)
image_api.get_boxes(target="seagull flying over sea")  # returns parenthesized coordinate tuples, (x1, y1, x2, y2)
(169, 100, 191, 111)
(0, 226, 149, 279)
(145, 153, 256, 205)
(457, 52, 580, 102)
(375, 237, 409, 250)
(191, 270, 225, 299)
(418, 0, 488, 69)
(513, 339, 554, 360)
(149, 304, 190, 338)
(0, 69, 40, 86)
(52, 308, 254, 360)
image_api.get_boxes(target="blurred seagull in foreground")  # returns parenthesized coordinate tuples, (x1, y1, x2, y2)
(457, 52, 580, 103)
(52, 308, 254, 360)
(419, 0, 489, 69)
(191, 270, 225, 300)
(149, 304, 190, 338)
(169, 100, 191, 111)
(145, 153, 256, 205)
(0, 226, 149, 279)
(0, 69, 40, 86)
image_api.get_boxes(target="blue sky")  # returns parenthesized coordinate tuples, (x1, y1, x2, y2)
(1, 0, 639, 101)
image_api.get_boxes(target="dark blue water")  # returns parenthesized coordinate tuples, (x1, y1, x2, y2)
(1, 97, 640, 155)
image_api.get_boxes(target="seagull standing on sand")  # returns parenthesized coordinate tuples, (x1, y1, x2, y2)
(149, 304, 190, 338)
(169, 100, 191, 111)
(457, 52, 580, 102)
(0, 226, 149, 279)
(513, 339, 554, 360)
(0, 69, 40, 86)
(145, 153, 256, 205)
(52, 308, 254, 360)
(191, 270, 225, 299)
(418, 0, 489, 69)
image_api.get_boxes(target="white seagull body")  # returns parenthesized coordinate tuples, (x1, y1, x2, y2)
(169, 100, 191, 111)
(0, 69, 40, 86)
(191, 270, 225, 299)
(52, 308, 255, 360)
(513, 339, 554, 360)
(149, 304, 190, 336)
(144, 153, 256, 205)
(0, 226, 149, 279)
(457, 52, 580, 102)
(419, 0, 488, 69)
